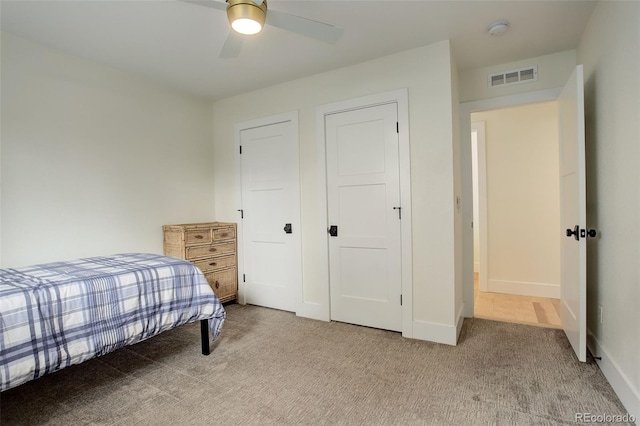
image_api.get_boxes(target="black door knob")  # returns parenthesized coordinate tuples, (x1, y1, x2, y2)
(283, 223, 292, 234)
(565, 225, 580, 241)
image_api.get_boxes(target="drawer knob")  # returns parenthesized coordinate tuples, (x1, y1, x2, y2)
(209, 262, 217, 266)
(209, 248, 217, 252)
(221, 233, 228, 238)
(195, 235, 204, 239)
(214, 281, 220, 289)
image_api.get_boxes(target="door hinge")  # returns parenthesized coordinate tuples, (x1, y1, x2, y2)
(243, 274, 246, 283)
(239, 145, 242, 154)
(400, 294, 403, 306)
(396, 122, 399, 133)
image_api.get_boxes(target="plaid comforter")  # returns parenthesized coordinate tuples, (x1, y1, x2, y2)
(0, 253, 226, 391)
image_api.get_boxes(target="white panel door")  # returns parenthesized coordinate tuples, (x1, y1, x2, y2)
(240, 120, 301, 312)
(326, 103, 402, 332)
(558, 65, 587, 362)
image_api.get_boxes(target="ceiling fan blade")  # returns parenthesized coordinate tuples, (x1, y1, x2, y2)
(180, 0, 227, 12)
(219, 31, 244, 58)
(266, 10, 343, 44)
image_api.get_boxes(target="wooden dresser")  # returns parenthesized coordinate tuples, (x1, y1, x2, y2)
(163, 222, 237, 303)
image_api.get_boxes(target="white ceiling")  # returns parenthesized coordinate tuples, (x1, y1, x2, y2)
(1, 0, 597, 101)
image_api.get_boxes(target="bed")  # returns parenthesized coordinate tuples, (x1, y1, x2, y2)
(0, 253, 226, 392)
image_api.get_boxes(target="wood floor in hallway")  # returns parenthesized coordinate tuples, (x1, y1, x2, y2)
(474, 277, 562, 329)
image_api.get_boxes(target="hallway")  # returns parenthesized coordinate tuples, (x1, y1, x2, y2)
(474, 276, 561, 329)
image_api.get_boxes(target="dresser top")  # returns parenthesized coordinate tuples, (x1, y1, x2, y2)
(163, 222, 236, 230)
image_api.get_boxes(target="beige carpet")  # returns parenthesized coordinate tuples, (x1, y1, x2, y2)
(0, 304, 633, 425)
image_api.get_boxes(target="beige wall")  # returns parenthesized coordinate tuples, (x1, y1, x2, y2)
(472, 102, 561, 298)
(0, 33, 216, 267)
(577, 0, 640, 418)
(459, 50, 576, 103)
(212, 41, 460, 342)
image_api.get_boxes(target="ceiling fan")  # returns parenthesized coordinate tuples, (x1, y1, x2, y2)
(183, 0, 344, 58)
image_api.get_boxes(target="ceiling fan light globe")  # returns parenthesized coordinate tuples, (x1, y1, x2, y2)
(231, 18, 262, 35)
(227, 0, 267, 35)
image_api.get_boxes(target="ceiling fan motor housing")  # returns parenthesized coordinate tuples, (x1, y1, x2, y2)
(227, 0, 267, 35)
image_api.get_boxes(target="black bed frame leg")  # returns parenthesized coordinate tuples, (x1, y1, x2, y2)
(200, 320, 210, 356)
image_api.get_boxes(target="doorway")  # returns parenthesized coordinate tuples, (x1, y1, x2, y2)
(470, 101, 562, 329)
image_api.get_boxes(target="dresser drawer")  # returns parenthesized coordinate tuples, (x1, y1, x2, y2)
(213, 227, 235, 241)
(186, 241, 235, 260)
(193, 255, 235, 273)
(185, 229, 212, 245)
(205, 268, 237, 302)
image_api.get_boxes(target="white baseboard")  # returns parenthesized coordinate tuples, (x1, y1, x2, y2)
(587, 329, 640, 422)
(297, 304, 461, 347)
(296, 301, 330, 322)
(412, 319, 458, 346)
(488, 279, 560, 299)
(455, 304, 465, 343)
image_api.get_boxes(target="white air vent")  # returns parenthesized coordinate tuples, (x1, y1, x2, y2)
(488, 66, 538, 88)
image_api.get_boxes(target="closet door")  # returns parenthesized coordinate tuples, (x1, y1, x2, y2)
(239, 117, 301, 312)
(325, 103, 402, 331)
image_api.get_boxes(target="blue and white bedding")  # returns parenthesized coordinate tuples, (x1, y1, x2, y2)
(0, 253, 226, 391)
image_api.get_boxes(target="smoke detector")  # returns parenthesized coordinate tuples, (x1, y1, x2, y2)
(488, 21, 509, 36)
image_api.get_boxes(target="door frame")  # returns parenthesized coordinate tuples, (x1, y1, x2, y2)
(460, 88, 562, 318)
(234, 110, 303, 314)
(470, 121, 488, 292)
(316, 88, 413, 337)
